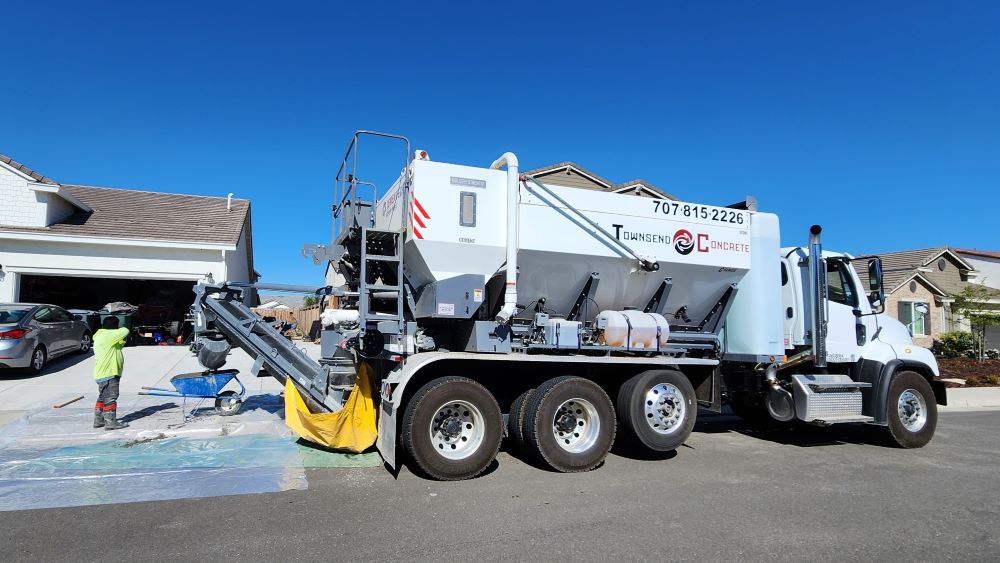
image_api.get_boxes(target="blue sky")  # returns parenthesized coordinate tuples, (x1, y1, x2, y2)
(2, 1, 998, 285)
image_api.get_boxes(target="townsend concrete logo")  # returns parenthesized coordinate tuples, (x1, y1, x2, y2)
(673, 229, 694, 255)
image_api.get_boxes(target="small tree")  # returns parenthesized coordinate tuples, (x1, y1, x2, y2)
(302, 295, 320, 308)
(950, 285, 1000, 361)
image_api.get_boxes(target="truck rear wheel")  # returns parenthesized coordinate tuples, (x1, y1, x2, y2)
(506, 387, 536, 451)
(885, 371, 937, 448)
(617, 370, 696, 452)
(524, 376, 616, 472)
(401, 377, 502, 480)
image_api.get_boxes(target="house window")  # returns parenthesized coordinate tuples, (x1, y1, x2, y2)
(899, 301, 931, 336)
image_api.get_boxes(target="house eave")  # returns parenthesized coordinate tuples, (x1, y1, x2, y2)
(0, 230, 237, 251)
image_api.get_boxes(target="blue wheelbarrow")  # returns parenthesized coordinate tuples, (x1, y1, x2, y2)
(139, 369, 246, 417)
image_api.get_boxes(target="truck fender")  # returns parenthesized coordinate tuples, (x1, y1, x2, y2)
(870, 359, 947, 425)
(375, 352, 456, 470)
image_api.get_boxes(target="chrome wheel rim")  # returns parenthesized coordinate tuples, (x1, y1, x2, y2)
(429, 400, 485, 460)
(644, 383, 686, 435)
(32, 350, 44, 370)
(551, 398, 600, 453)
(81, 334, 92, 352)
(897, 389, 927, 432)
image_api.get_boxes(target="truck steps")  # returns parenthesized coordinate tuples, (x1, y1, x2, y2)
(792, 374, 870, 424)
(812, 414, 875, 425)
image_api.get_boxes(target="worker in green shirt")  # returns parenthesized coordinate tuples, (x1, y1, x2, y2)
(92, 316, 130, 430)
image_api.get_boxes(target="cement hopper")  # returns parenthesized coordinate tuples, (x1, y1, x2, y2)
(375, 156, 777, 328)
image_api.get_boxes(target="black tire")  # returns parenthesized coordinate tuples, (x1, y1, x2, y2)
(617, 370, 697, 452)
(402, 377, 503, 481)
(78, 331, 92, 354)
(506, 388, 536, 450)
(214, 390, 243, 416)
(169, 321, 182, 339)
(26, 346, 46, 375)
(885, 371, 937, 448)
(727, 392, 781, 427)
(524, 376, 616, 473)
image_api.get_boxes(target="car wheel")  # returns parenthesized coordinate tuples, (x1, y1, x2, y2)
(26, 346, 47, 375)
(78, 331, 93, 354)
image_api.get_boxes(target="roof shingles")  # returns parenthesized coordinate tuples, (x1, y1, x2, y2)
(0, 184, 250, 246)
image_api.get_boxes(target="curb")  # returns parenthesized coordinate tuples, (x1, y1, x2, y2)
(939, 387, 1000, 411)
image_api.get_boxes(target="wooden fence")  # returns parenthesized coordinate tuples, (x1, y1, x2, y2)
(251, 305, 324, 341)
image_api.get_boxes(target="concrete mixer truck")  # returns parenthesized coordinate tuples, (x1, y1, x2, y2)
(191, 130, 945, 481)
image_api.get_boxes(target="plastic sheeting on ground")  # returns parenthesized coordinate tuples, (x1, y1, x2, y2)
(284, 363, 378, 453)
(0, 395, 307, 512)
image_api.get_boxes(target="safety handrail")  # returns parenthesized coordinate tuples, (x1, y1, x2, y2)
(333, 130, 412, 237)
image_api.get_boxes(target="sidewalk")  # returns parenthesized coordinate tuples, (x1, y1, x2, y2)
(940, 387, 1000, 411)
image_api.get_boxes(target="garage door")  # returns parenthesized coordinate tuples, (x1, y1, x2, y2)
(18, 275, 195, 340)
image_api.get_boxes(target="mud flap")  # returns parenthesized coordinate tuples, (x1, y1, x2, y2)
(284, 364, 377, 453)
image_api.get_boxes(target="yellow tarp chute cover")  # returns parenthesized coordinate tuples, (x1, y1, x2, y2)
(283, 362, 378, 453)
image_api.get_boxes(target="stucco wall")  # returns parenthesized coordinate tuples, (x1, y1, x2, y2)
(962, 254, 1000, 290)
(885, 279, 944, 349)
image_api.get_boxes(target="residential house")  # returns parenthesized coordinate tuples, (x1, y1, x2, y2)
(523, 162, 676, 200)
(851, 248, 978, 349)
(0, 151, 255, 312)
(954, 249, 1000, 347)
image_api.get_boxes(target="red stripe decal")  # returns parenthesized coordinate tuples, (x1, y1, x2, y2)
(413, 212, 427, 229)
(413, 226, 424, 239)
(413, 197, 431, 219)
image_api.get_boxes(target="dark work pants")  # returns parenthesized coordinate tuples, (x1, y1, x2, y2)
(96, 377, 121, 413)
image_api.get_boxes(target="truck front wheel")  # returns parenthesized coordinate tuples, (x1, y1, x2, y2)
(524, 376, 616, 472)
(401, 377, 503, 480)
(885, 371, 938, 448)
(617, 370, 697, 451)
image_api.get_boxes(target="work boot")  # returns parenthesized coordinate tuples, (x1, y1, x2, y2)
(102, 409, 129, 430)
(93, 408, 105, 428)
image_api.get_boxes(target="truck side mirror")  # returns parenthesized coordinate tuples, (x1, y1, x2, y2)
(867, 258, 885, 314)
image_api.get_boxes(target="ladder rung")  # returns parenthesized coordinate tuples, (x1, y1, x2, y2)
(366, 255, 400, 262)
(367, 284, 400, 291)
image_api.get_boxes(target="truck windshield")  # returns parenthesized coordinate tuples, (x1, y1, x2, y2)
(827, 260, 857, 307)
(0, 306, 32, 323)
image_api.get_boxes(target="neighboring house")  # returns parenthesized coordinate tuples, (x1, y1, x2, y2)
(851, 247, 978, 349)
(256, 295, 306, 310)
(0, 152, 256, 311)
(954, 249, 1000, 348)
(523, 162, 676, 200)
(955, 249, 1000, 290)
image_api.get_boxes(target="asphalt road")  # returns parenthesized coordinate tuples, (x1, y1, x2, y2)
(3, 410, 998, 562)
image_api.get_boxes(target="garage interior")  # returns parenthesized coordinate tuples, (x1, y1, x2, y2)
(18, 275, 195, 342)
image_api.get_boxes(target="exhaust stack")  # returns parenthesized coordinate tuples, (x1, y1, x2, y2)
(808, 225, 828, 368)
(490, 152, 519, 324)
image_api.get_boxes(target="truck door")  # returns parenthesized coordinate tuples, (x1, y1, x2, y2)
(824, 259, 865, 363)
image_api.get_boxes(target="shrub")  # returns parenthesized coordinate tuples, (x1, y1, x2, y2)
(985, 374, 1000, 386)
(934, 331, 977, 358)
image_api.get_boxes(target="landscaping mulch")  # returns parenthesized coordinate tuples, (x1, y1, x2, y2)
(937, 358, 1000, 387)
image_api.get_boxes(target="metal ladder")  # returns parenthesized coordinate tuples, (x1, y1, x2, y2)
(358, 228, 406, 335)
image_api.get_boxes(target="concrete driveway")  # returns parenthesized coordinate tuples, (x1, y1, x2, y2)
(0, 343, 309, 425)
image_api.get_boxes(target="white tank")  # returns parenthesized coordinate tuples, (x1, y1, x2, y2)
(375, 159, 778, 331)
(595, 310, 670, 350)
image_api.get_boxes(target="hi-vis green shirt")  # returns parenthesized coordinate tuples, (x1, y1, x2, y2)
(93, 327, 129, 380)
